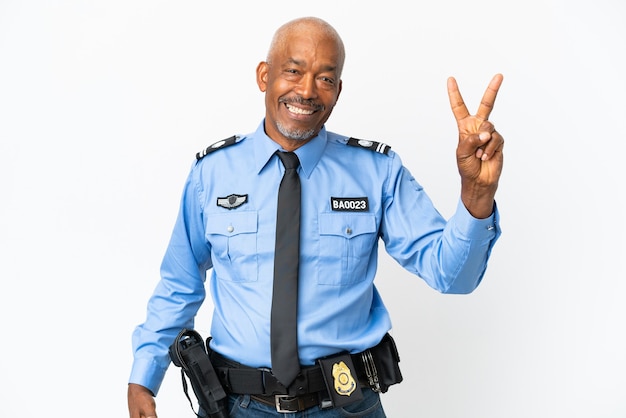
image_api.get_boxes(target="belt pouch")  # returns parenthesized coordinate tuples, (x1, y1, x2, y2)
(368, 333, 403, 393)
(317, 352, 364, 408)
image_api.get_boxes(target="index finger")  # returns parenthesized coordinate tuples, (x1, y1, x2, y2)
(447, 76, 470, 122)
(476, 73, 504, 120)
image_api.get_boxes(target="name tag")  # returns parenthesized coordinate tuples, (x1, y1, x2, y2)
(330, 197, 369, 212)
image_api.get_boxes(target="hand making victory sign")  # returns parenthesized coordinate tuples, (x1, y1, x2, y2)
(447, 73, 504, 219)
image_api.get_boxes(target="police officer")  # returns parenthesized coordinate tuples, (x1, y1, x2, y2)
(128, 16, 504, 417)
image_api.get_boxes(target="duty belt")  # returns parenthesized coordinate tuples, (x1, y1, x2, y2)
(209, 350, 385, 413)
(210, 351, 329, 397)
(208, 333, 402, 413)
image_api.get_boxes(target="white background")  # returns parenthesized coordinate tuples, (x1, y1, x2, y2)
(1, 1, 625, 417)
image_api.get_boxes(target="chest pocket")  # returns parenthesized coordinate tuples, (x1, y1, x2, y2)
(318, 213, 378, 285)
(205, 211, 258, 282)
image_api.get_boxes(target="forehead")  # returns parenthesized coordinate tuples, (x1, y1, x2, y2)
(273, 29, 341, 70)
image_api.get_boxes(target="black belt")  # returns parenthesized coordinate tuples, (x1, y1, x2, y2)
(251, 393, 326, 413)
(210, 351, 331, 397)
(209, 353, 379, 413)
(208, 334, 401, 413)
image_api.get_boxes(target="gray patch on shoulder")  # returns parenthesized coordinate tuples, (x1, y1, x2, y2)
(196, 135, 239, 160)
(346, 137, 391, 155)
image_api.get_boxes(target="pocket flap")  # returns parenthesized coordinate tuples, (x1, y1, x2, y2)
(319, 213, 377, 239)
(206, 211, 258, 236)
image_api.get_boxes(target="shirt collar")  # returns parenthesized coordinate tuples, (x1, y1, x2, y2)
(253, 119, 327, 179)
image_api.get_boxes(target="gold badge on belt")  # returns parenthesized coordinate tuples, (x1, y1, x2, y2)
(332, 360, 356, 396)
(318, 352, 363, 407)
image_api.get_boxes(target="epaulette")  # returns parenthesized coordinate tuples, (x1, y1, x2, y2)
(346, 137, 391, 155)
(196, 135, 239, 160)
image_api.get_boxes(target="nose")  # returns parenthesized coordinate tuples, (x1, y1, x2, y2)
(295, 74, 317, 99)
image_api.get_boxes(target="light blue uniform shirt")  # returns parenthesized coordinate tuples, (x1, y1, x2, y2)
(130, 121, 500, 395)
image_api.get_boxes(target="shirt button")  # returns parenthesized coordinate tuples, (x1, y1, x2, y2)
(346, 227, 352, 235)
(227, 225, 234, 233)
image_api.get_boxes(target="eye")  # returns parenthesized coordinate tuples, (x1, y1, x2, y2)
(318, 76, 336, 87)
(282, 68, 301, 81)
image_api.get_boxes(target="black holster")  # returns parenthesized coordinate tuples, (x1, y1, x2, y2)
(169, 329, 228, 418)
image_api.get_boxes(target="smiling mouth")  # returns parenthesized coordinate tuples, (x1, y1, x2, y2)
(285, 103, 316, 115)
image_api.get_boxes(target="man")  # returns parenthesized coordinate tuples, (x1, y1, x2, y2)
(128, 16, 504, 417)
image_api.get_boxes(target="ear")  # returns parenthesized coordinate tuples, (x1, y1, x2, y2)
(256, 61, 269, 92)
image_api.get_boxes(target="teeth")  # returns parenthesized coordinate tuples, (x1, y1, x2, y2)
(286, 103, 314, 115)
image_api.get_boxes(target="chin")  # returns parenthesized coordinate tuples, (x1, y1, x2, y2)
(276, 122, 317, 142)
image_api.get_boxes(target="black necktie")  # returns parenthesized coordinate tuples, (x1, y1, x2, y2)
(271, 151, 302, 387)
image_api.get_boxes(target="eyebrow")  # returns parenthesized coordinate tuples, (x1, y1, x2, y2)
(285, 57, 337, 74)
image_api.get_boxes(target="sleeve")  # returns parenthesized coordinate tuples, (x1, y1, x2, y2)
(380, 152, 500, 294)
(128, 166, 213, 395)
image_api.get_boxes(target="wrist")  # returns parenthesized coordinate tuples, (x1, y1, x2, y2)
(461, 185, 497, 219)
